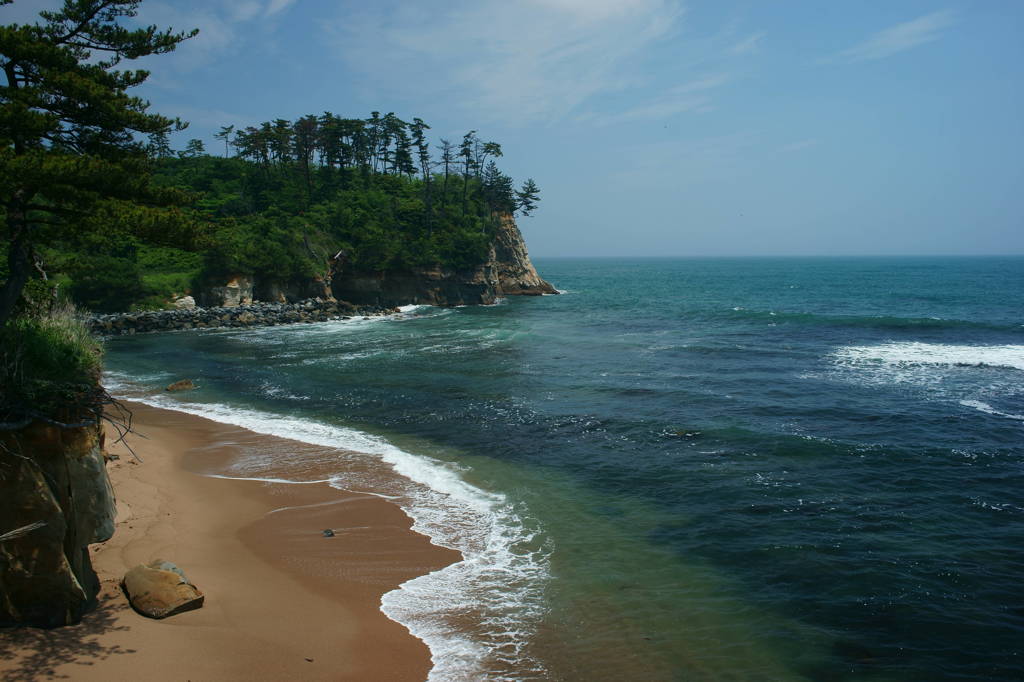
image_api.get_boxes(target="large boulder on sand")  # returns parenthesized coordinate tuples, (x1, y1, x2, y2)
(123, 559, 204, 619)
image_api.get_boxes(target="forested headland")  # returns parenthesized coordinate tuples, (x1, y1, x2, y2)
(53, 114, 542, 312)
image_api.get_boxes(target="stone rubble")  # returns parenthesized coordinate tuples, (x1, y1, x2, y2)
(86, 299, 399, 336)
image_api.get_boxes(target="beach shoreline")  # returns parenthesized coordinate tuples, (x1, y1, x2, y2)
(0, 401, 459, 681)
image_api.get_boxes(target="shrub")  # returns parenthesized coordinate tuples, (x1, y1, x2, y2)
(0, 303, 104, 422)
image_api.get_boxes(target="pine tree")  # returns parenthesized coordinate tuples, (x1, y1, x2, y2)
(214, 124, 235, 157)
(0, 0, 197, 323)
(516, 179, 541, 216)
(179, 138, 205, 158)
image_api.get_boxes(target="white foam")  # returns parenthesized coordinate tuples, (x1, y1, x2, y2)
(959, 400, 1024, 421)
(105, 379, 550, 679)
(833, 342, 1024, 371)
(204, 474, 333, 484)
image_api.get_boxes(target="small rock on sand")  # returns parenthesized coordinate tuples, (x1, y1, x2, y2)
(165, 379, 195, 392)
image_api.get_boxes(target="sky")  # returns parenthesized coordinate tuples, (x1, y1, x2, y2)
(7, 0, 1024, 257)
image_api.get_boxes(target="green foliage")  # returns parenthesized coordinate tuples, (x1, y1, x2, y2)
(0, 0, 197, 324)
(66, 253, 143, 312)
(24, 106, 541, 313)
(0, 302, 103, 420)
(144, 112, 527, 288)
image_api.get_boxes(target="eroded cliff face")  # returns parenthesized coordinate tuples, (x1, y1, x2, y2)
(489, 213, 558, 296)
(330, 213, 556, 307)
(198, 213, 555, 308)
(0, 421, 116, 627)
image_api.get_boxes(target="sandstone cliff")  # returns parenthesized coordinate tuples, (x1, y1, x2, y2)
(0, 421, 116, 627)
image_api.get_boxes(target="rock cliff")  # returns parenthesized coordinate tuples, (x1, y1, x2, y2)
(200, 213, 555, 308)
(0, 420, 116, 627)
(489, 213, 557, 296)
(325, 213, 555, 307)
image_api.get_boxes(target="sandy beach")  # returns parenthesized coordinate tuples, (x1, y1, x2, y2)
(0, 401, 459, 681)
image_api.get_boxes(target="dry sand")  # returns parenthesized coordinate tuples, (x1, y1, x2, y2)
(0, 402, 459, 681)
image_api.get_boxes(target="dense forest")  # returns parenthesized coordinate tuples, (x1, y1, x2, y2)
(45, 112, 541, 312)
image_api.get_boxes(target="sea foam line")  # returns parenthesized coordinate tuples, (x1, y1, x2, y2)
(832, 342, 1024, 371)
(105, 378, 550, 680)
(959, 400, 1024, 421)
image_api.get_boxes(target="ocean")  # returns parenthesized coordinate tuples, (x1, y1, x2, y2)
(104, 256, 1024, 681)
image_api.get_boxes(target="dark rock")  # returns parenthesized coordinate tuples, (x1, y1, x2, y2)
(0, 422, 115, 627)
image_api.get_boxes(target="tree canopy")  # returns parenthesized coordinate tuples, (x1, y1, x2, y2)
(0, 0, 197, 324)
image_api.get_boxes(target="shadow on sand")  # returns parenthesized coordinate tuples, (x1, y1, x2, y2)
(0, 596, 136, 681)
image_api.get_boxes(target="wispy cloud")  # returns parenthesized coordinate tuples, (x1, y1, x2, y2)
(324, 0, 686, 124)
(831, 10, 956, 63)
(729, 32, 765, 56)
(132, 0, 289, 79)
(579, 73, 730, 126)
(264, 0, 297, 18)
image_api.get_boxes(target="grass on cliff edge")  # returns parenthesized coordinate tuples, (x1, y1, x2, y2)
(0, 302, 104, 422)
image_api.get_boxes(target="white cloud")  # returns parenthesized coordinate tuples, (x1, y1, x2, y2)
(832, 10, 955, 63)
(324, 0, 686, 124)
(264, 0, 297, 18)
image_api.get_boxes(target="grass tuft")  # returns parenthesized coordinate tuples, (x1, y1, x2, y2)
(0, 302, 104, 422)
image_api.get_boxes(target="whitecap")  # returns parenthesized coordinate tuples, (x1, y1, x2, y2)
(832, 342, 1024, 371)
(959, 400, 1024, 421)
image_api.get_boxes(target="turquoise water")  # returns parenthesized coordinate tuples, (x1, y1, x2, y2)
(105, 257, 1024, 680)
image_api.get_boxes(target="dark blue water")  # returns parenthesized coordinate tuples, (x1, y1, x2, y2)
(106, 257, 1024, 681)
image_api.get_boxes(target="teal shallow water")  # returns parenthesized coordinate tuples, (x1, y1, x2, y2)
(106, 257, 1024, 680)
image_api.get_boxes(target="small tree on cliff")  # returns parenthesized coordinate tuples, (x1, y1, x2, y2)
(0, 0, 198, 324)
(515, 178, 540, 216)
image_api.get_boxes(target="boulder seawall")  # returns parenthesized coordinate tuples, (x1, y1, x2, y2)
(87, 299, 395, 336)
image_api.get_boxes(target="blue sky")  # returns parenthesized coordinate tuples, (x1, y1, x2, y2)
(9, 1, 1024, 256)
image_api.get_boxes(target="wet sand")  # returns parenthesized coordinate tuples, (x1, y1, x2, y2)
(0, 402, 459, 681)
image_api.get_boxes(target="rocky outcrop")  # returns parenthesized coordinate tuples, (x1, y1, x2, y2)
(0, 421, 116, 627)
(331, 213, 556, 306)
(490, 213, 558, 296)
(165, 379, 195, 392)
(254, 276, 332, 304)
(331, 266, 497, 307)
(200, 275, 254, 308)
(123, 559, 204, 619)
(150, 214, 554, 314)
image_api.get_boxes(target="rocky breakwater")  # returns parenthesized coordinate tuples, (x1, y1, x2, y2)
(88, 299, 397, 336)
(0, 421, 116, 627)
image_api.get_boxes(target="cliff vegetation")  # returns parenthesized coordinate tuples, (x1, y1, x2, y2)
(37, 115, 543, 312)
